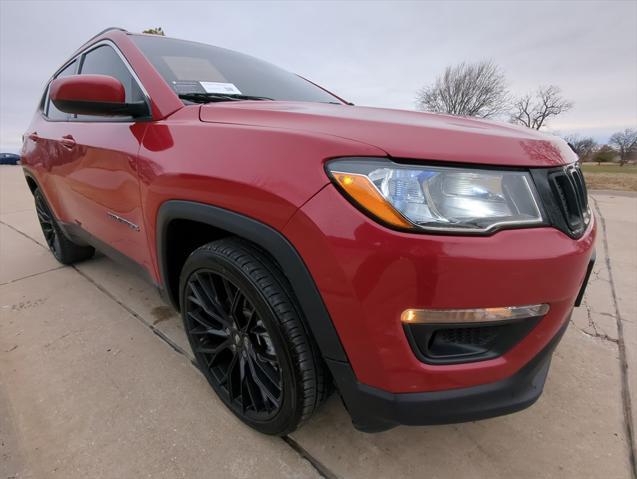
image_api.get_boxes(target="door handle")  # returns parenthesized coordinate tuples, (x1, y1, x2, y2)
(28, 132, 39, 142)
(59, 135, 76, 149)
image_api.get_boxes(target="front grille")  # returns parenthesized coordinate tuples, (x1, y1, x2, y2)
(531, 163, 591, 239)
(548, 163, 590, 237)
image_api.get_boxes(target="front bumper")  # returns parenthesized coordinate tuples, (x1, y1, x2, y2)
(285, 185, 596, 392)
(327, 320, 568, 432)
(283, 182, 595, 430)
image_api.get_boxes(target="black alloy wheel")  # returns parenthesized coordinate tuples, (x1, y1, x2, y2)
(184, 270, 283, 419)
(34, 189, 59, 256)
(180, 239, 331, 435)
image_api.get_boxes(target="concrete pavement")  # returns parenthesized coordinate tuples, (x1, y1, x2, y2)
(1, 165, 635, 478)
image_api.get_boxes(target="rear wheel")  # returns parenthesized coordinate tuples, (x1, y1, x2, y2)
(180, 238, 330, 435)
(34, 188, 94, 264)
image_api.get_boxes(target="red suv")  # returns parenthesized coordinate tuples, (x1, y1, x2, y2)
(21, 28, 596, 435)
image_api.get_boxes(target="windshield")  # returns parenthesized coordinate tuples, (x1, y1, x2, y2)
(131, 34, 342, 104)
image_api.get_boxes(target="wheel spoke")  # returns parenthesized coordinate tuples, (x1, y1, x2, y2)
(240, 303, 257, 333)
(196, 273, 229, 317)
(238, 356, 248, 412)
(242, 370, 259, 412)
(194, 337, 232, 362)
(34, 195, 57, 250)
(248, 347, 281, 391)
(220, 351, 239, 393)
(187, 310, 229, 335)
(188, 279, 231, 328)
(246, 350, 281, 407)
(36, 205, 49, 221)
(36, 212, 49, 225)
(229, 288, 242, 318)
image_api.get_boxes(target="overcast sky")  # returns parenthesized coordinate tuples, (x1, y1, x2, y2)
(1, 0, 636, 153)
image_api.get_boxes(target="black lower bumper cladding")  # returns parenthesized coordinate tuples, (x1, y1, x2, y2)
(329, 321, 569, 433)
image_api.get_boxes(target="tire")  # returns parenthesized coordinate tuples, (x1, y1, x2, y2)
(179, 237, 331, 435)
(34, 188, 94, 265)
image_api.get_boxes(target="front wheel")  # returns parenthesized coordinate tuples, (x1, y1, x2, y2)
(179, 238, 330, 435)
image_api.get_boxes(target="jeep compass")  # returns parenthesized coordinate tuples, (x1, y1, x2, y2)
(21, 28, 596, 434)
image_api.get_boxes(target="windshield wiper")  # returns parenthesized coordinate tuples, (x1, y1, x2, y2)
(178, 92, 274, 103)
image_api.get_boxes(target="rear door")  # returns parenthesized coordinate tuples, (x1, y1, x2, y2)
(57, 42, 153, 271)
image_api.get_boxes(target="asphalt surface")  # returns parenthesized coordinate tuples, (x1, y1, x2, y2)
(1, 165, 635, 479)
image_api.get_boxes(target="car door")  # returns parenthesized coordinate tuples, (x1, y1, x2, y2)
(57, 42, 153, 272)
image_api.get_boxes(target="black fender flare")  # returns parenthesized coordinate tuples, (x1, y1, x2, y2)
(156, 200, 349, 363)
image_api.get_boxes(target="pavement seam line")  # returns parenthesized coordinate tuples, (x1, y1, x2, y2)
(0, 219, 47, 248)
(0, 218, 338, 479)
(282, 435, 340, 479)
(592, 196, 637, 477)
(71, 265, 194, 360)
(0, 266, 66, 286)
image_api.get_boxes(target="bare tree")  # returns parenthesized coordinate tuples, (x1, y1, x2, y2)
(608, 128, 637, 166)
(416, 61, 508, 118)
(563, 134, 597, 162)
(510, 85, 572, 130)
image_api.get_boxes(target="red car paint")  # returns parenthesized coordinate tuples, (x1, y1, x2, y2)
(50, 74, 126, 104)
(21, 28, 595, 402)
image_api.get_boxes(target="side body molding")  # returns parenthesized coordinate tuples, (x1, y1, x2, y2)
(156, 200, 349, 363)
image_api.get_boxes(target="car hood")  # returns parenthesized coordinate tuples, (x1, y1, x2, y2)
(199, 101, 575, 167)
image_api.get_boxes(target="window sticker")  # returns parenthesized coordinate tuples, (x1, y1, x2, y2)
(172, 80, 206, 94)
(200, 81, 242, 95)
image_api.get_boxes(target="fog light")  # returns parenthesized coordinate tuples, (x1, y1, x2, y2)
(401, 304, 549, 324)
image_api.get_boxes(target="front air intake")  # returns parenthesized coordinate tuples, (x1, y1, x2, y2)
(547, 163, 591, 238)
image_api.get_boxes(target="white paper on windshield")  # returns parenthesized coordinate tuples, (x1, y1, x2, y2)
(200, 82, 242, 95)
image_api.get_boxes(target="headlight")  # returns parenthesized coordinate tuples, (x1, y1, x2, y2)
(326, 158, 545, 234)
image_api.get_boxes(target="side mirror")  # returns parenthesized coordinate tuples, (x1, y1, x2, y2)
(49, 74, 149, 118)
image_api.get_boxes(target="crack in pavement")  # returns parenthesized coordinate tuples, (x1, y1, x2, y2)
(571, 322, 619, 344)
(592, 196, 637, 477)
(574, 298, 619, 343)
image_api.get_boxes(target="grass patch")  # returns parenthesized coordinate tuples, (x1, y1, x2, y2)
(580, 163, 637, 191)
(581, 163, 637, 174)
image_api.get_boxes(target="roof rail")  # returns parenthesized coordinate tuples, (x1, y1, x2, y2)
(76, 27, 128, 51)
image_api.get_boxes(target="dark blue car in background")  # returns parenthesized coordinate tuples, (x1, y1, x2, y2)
(0, 153, 20, 165)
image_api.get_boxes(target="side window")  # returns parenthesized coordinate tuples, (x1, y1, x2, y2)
(46, 60, 77, 120)
(77, 45, 145, 120)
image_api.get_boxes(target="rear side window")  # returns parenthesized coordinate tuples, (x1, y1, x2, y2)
(46, 60, 77, 120)
(76, 45, 145, 120)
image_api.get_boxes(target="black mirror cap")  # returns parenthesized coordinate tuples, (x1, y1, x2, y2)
(51, 99, 150, 118)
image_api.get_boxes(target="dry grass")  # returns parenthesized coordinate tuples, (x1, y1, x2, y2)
(581, 163, 637, 192)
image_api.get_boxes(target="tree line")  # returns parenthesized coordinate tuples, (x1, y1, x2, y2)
(415, 60, 636, 166)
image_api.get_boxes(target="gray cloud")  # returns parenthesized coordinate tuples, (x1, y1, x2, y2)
(1, 0, 636, 152)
